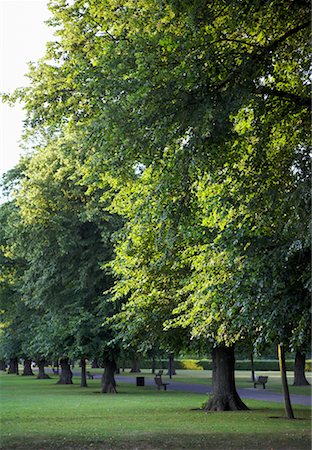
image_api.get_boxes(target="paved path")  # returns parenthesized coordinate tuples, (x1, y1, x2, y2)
(113, 375, 311, 406)
(56, 370, 311, 407)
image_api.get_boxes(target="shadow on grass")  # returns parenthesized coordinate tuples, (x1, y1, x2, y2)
(2, 432, 311, 450)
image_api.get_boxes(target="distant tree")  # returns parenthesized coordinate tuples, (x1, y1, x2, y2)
(293, 351, 310, 387)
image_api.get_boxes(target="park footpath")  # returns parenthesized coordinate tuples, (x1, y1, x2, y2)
(77, 372, 311, 407)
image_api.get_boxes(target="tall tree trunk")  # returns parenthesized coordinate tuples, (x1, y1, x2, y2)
(8, 358, 19, 375)
(204, 345, 248, 411)
(167, 353, 176, 378)
(0, 360, 7, 371)
(80, 358, 87, 387)
(278, 343, 295, 419)
(37, 360, 50, 379)
(101, 356, 117, 393)
(22, 359, 34, 376)
(293, 350, 310, 386)
(57, 358, 73, 384)
(250, 352, 255, 382)
(130, 357, 141, 373)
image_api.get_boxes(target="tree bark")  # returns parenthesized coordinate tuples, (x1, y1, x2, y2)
(167, 353, 176, 378)
(101, 356, 117, 393)
(22, 359, 34, 376)
(204, 345, 248, 411)
(36, 360, 51, 379)
(278, 343, 295, 419)
(293, 351, 310, 386)
(8, 358, 19, 375)
(0, 360, 7, 371)
(250, 352, 255, 383)
(130, 357, 141, 373)
(80, 358, 87, 387)
(57, 358, 73, 384)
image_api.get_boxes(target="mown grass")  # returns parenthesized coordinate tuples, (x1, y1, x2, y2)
(0, 372, 311, 449)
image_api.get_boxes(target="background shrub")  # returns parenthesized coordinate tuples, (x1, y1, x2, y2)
(121, 358, 312, 372)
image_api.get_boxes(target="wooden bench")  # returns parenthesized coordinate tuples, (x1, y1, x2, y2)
(254, 376, 268, 389)
(87, 371, 94, 379)
(154, 374, 169, 391)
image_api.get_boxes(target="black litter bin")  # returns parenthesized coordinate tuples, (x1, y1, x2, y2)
(136, 376, 145, 386)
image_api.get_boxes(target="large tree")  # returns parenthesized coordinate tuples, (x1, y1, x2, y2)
(3, 0, 310, 409)
(1, 136, 121, 390)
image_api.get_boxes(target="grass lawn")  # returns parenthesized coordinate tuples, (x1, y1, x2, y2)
(0, 372, 311, 450)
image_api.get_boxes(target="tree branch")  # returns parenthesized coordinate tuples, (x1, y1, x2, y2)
(255, 87, 310, 106)
(219, 35, 259, 47)
(266, 20, 311, 53)
(209, 20, 311, 92)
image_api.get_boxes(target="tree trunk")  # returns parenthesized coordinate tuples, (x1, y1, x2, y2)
(37, 360, 51, 379)
(8, 358, 19, 375)
(91, 359, 99, 368)
(278, 343, 295, 419)
(101, 357, 117, 393)
(0, 360, 7, 371)
(151, 356, 156, 374)
(53, 361, 59, 375)
(167, 353, 176, 378)
(57, 358, 73, 384)
(22, 359, 34, 376)
(250, 352, 255, 383)
(293, 351, 310, 386)
(204, 345, 248, 411)
(80, 358, 87, 387)
(130, 357, 141, 373)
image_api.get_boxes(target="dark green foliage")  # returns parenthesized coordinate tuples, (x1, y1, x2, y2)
(1, 0, 310, 378)
(0, 138, 120, 367)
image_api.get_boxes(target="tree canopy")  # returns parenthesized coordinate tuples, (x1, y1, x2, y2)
(1, 0, 310, 408)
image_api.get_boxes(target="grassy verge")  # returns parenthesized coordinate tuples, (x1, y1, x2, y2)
(0, 373, 311, 450)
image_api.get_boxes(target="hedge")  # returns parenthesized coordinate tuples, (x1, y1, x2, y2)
(126, 359, 312, 372)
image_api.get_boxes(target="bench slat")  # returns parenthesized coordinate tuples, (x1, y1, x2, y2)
(254, 376, 268, 389)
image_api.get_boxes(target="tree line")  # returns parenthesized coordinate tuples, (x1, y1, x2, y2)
(0, 0, 310, 416)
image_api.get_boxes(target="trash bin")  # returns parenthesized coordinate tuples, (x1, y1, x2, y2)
(136, 376, 145, 386)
